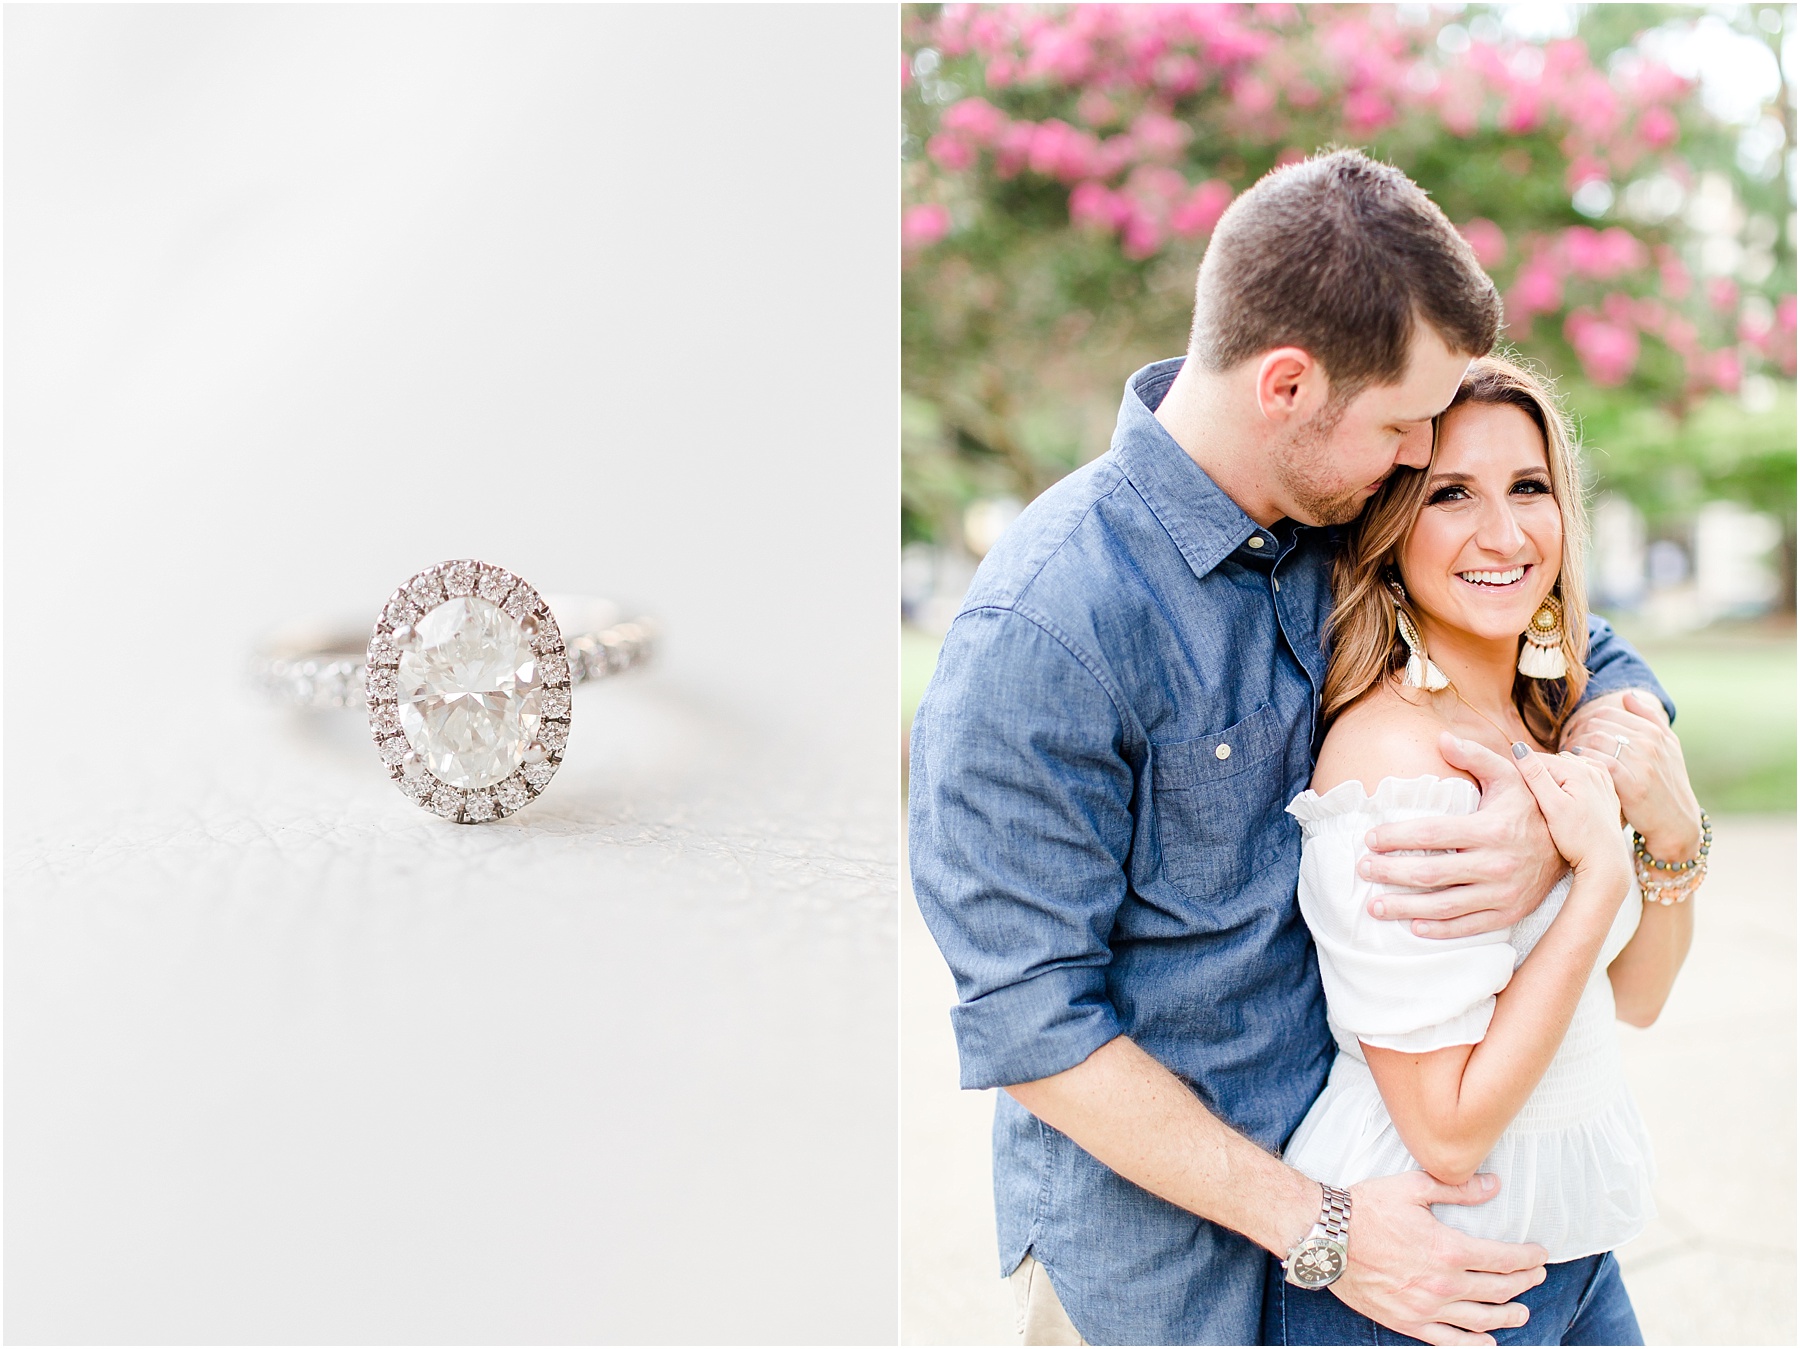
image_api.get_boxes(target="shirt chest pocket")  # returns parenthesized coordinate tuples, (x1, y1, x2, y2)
(1150, 703, 1288, 901)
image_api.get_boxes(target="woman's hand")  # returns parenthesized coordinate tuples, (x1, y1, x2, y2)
(1509, 744, 1630, 888)
(1561, 689, 1704, 863)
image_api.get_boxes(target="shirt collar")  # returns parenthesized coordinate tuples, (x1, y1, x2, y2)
(1109, 358, 1269, 581)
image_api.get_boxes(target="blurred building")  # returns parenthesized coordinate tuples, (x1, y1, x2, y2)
(1591, 492, 1784, 631)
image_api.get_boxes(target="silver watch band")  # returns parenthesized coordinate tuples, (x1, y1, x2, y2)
(1318, 1183, 1352, 1242)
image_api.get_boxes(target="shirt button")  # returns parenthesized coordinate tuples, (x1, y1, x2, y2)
(1215, 743, 1232, 760)
(1247, 536, 1264, 549)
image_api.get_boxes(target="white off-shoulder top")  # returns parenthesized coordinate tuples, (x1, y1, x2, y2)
(1280, 775, 1656, 1262)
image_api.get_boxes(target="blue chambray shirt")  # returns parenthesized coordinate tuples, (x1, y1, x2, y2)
(908, 358, 1672, 1347)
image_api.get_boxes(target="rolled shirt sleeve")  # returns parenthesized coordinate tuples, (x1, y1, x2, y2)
(1581, 615, 1676, 723)
(908, 606, 1136, 1090)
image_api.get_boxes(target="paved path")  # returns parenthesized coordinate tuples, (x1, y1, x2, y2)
(902, 816, 1795, 1345)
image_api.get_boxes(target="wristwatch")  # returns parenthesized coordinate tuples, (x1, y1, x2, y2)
(1282, 1183, 1352, 1289)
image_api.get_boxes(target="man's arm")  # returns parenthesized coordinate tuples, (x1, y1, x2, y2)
(910, 608, 1542, 1345)
(1361, 618, 1677, 940)
(1010, 1039, 1544, 1344)
(1578, 613, 1675, 721)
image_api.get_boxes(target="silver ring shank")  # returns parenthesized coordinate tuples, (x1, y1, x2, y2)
(251, 596, 655, 710)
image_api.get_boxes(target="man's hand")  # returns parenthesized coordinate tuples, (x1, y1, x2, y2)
(1361, 735, 1562, 939)
(1332, 1171, 1547, 1347)
(1563, 689, 1704, 862)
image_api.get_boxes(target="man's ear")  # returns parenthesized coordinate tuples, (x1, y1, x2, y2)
(1253, 347, 1328, 427)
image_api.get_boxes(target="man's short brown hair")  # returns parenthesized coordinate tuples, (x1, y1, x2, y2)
(1189, 149, 1500, 394)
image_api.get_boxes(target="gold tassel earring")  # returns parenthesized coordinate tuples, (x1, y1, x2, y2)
(1518, 593, 1568, 679)
(1387, 579, 1448, 691)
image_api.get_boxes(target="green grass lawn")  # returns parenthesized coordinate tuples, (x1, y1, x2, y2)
(1627, 631, 1795, 814)
(900, 622, 1795, 813)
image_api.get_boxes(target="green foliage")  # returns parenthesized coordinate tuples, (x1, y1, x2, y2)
(1581, 386, 1798, 528)
(903, 2, 1798, 576)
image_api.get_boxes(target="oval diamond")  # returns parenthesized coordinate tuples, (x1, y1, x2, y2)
(394, 595, 545, 789)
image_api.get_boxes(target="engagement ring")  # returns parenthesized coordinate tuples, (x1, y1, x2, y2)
(1613, 735, 1631, 759)
(253, 559, 654, 823)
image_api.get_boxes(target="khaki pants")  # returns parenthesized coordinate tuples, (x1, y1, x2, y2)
(1008, 1253, 1088, 1346)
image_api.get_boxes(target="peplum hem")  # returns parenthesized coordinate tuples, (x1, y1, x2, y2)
(1284, 1038, 1657, 1263)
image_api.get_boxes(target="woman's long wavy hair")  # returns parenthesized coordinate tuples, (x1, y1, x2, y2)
(1320, 354, 1591, 747)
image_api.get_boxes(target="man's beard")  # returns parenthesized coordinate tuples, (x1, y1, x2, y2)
(1270, 396, 1368, 526)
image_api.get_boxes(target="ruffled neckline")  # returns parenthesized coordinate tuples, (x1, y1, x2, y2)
(1286, 773, 1479, 824)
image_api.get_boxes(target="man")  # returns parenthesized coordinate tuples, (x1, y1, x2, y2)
(909, 150, 1675, 1347)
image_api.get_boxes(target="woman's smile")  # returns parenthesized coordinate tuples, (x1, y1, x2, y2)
(1455, 564, 1528, 587)
(1401, 400, 1563, 651)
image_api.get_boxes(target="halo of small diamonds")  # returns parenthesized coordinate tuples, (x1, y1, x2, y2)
(366, 560, 572, 823)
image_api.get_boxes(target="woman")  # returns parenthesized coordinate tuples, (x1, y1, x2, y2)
(1262, 356, 1708, 1346)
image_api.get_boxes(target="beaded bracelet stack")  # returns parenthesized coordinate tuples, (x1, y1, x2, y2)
(1631, 811, 1712, 906)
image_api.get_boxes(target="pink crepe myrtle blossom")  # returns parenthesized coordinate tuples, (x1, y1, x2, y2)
(1231, 74, 1278, 116)
(1771, 296, 1798, 375)
(1069, 180, 1130, 232)
(1561, 227, 1646, 281)
(1341, 89, 1395, 135)
(1130, 110, 1193, 163)
(1510, 259, 1565, 317)
(904, 4, 1771, 415)
(1565, 156, 1609, 193)
(1707, 347, 1741, 393)
(1025, 120, 1104, 183)
(1636, 105, 1679, 149)
(928, 134, 977, 173)
(1121, 211, 1167, 259)
(1565, 310, 1640, 386)
(993, 122, 1035, 178)
(1077, 88, 1119, 127)
(1459, 218, 1508, 270)
(1623, 59, 1693, 106)
(1559, 72, 1622, 141)
(942, 97, 1010, 145)
(1155, 53, 1204, 98)
(902, 203, 951, 251)
(1657, 247, 1693, 301)
(1436, 83, 1481, 137)
(1024, 28, 1095, 86)
(1171, 178, 1235, 238)
(1739, 305, 1774, 347)
(1500, 91, 1543, 135)
(1661, 315, 1701, 359)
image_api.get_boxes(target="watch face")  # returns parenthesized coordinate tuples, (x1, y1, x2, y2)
(1288, 1237, 1348, 1288)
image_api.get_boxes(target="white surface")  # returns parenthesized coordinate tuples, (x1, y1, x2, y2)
(902, 817, 1797, 1346)
(7, 8, 898, 1343)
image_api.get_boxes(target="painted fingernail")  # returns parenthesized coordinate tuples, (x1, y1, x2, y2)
(1369, 899, 1385, 918)
(1511, 741, 1529, 760)
(1569, 746, 1584, 755)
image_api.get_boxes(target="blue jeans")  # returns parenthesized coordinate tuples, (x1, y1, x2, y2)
(1262, 1251, 1643, 1345)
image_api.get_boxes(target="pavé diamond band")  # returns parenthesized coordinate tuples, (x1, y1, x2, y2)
(253, 559, 654, 823)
